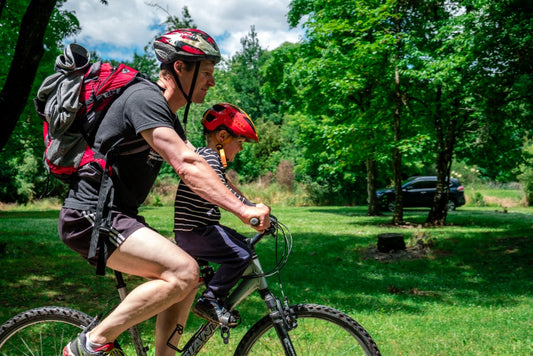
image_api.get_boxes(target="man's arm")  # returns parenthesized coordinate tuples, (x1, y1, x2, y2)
(141, 126, 270, 229)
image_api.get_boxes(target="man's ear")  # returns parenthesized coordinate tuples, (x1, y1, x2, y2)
(173, 60, 184, 74)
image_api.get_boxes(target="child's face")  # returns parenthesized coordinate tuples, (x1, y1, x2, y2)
(223, 136, 246, 162)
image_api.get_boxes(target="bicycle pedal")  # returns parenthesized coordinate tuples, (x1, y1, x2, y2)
(220, 325, 230, 344)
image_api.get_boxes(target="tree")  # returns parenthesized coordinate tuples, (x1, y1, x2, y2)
(224, 26, 267, 121)
(286, 0, 418, 208)
(0, 0, 96, 202)
(410, 0, 533, 224)
(132, 5, 197, 80)
(285, 0, 532, 216)
(454, 0, 533, 182)
(0, 0, 58, 151)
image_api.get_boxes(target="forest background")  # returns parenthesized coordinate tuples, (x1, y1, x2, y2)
(1, 0, 532, 226)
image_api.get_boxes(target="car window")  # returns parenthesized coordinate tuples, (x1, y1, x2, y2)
(411, 181, 436, 189)
(410, 182, 423, 189)
(402, 177, 417, 186)
(423, 181, 436, 189)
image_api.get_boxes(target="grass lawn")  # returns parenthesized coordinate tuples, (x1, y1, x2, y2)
(0, 204, 532, 355)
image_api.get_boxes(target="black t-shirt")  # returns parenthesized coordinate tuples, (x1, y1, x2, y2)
(63, 78, 185, 215)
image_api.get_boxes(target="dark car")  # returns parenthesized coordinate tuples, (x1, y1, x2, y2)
(376, 176, 466, 212)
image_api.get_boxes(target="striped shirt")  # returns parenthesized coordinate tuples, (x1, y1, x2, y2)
(173, 147, 249, 232)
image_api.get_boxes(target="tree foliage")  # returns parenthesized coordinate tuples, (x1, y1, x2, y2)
(283, 0, 532, 220)
(0, 0, 80, 202)
(1, 0, 531, 211)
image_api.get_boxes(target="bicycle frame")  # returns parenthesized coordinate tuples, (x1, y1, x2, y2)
(169, 248, 295, 356)
(117, 228, 296, 356)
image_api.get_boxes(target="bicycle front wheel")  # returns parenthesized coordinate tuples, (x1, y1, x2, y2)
(0, 306, 94, 355)
(235, 303, 380, 356)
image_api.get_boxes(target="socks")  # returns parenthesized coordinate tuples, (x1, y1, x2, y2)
(86, 331, 106, 352)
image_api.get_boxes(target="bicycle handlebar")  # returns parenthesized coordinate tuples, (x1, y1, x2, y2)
(249, 215, 278, 247)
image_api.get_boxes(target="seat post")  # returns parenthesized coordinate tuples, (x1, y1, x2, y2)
(114, 270, 128, 301)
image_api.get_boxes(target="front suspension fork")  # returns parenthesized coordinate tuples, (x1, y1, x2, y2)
(261, 289, 298, 355)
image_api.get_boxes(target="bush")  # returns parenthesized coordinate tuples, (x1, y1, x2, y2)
(451, 161, 482, 185)
(467, 192, 487, 207)
(0, 150, 43, 203)
(276, 160, 295, 191)
(144, 176, 177, 206)
(517, 142, 533, 206)
(518, 169, 533, 206)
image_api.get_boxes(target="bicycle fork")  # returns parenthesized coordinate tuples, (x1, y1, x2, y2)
(261, 289, 298, 356)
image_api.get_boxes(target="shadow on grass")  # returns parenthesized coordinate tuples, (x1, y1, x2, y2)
(1, 207, 531, 332)
(277, 234, 532, 316)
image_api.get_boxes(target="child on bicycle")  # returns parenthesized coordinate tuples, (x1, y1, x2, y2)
(174, 102, 260, 326)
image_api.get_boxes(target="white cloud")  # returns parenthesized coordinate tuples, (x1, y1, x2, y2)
(61, 0, 303, 61)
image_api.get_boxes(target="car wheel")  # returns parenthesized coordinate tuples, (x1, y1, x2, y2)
(387, 200, 396, 212)
(447, 200, 456, 211)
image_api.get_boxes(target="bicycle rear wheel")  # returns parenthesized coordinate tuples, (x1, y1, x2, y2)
(235, 303, 380, 356)
(0, 306, 94, 355)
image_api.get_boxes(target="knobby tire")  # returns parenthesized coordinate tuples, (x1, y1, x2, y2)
(0, 306, 94, 356)
(235, 303, 381, 355)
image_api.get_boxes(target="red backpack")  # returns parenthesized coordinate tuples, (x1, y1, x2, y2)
(35, 44, 142, 182)
(35, 44, 145, 275)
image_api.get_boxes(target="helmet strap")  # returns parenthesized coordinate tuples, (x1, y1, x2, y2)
(215, 143, 227, 168)
(171, 62, 201, 133)
(213, 132, 233, 168)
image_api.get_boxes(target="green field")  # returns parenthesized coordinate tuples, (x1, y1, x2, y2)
(1, 204, 532, 355)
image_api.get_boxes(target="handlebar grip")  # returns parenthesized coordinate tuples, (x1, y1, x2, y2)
(250, 217, 260, 226)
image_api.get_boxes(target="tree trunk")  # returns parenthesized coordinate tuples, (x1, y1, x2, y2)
(377, 233, 405, 252)
(390, 2, 406, 225)
(429, 153, 450, 225)
(366, 158, 380, 215)
(427, 87, 458, 225)
(392, 100, 403, 224)
(391, 18, 404, 225)
(0, 0, 57, 152)
(0, 0, 7, 17)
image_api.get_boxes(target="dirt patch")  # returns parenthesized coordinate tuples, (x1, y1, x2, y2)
(364, 243, 432, 261)
(364, 227, 436, 261)
(483, 196, 526, 208)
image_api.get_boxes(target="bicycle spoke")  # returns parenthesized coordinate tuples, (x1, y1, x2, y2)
(0, 307, 92, 356)
(236, 304, 380, 356)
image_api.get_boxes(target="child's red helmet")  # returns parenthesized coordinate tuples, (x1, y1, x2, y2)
(202, 103, 259, 142)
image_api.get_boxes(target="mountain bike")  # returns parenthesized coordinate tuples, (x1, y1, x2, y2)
(0, 216, 381, 355)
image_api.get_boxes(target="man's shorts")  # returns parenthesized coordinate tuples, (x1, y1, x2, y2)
(58, 207, 148, 266)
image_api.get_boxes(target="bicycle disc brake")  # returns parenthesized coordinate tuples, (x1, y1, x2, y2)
(282, 298, 298, 330)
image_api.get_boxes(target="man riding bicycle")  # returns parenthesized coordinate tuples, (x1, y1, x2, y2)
(60, 29, 270, 356)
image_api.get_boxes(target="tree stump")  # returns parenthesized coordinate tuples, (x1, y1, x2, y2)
(377, 233, 405, 252)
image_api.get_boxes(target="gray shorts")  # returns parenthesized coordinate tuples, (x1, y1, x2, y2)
(58, 207, 147, 266)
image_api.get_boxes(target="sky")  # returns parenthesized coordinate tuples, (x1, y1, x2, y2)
(61, 0, 305, 62)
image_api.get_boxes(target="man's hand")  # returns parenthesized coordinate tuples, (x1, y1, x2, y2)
(241, 203, 271, 231)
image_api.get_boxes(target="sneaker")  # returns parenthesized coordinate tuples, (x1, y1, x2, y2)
(193, 297, 240, 327)
(63, 331, 124, 356)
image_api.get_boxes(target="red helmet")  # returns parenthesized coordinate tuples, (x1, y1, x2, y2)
(154, 28, 221, 64)
(202, 103, 259, 142)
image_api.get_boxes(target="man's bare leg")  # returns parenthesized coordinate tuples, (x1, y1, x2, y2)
(86, 227, 199, 345)
(155, 288, 197, 355)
